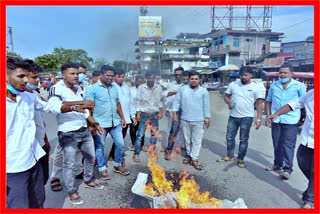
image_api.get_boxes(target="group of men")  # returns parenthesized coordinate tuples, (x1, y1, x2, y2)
(6, 55, 313, 209)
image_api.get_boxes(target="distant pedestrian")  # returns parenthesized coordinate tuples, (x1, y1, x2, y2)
(91, 70, 100, 85)
(265, 63, 306, 180)
(172, 71, 210, 170)
(267, 89, 314, 208)
(133, 71, 163, 162)
(217, 66, 265, 168)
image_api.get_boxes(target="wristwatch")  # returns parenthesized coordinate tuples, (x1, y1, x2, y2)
(71, 105, 80, 111)
(93, 122, 100, 127)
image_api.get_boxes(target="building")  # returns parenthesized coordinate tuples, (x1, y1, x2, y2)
(202, 29, 284, 69)
(135, 39, 211, 76)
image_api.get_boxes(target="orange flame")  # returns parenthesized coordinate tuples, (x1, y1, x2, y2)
(145, 119, 162, 140)
(143, 137, 221, 208)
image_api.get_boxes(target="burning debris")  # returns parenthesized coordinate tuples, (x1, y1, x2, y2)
(143, 145, 221, 208)
(131, 119, 247, 208)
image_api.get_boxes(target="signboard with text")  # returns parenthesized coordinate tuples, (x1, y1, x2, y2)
(139, 16, 162, 41)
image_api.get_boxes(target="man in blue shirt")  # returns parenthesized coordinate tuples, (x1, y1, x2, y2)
(172, 71, 211, 171)
(265, 63, 306, 180)
(85, 65, 130, 179)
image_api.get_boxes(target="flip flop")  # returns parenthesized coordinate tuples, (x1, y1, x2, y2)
(70, 195, 84, 205)
(84, 182, 104, 190)
(237, 160, 245, 168)
(216, 156, 234, 163)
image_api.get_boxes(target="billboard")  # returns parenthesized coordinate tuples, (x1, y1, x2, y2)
(139, 16, 162, 41)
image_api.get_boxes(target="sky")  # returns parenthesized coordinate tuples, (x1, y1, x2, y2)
(6, 6, 314, 64)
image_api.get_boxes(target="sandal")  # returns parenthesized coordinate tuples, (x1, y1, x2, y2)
(191, 160, 203, 171)
(69, 194, 84, 205)
(182, 157, 192, 164)
(265, 165, 283, 171)
(216, 156, 234, 162)
(84, 181, 104, 190)
(113, 166, 130, 176)
(50, 178, 62, 192)
(133, 155, 140, 162)
(237, 160, 245, 168)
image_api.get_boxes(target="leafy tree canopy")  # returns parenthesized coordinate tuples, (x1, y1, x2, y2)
(53, 48, 93, 68)
(35, 54, 59, 72)
(113, 60, 128, 72)
(306, 35, 314, 41)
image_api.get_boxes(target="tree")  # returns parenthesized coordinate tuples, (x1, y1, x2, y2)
(53, 48, 93, 68)
(306, 35, 314, 41)
(113, 60, 128, 73)
(35, 54, 59, 72)
(6, 51, 22, 58)
(93, 57, 108, 71)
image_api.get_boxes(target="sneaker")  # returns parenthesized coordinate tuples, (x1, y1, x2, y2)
(99, 170, 111, 180)
(113, 166, 130, 176)
(279, 171, 290, 180)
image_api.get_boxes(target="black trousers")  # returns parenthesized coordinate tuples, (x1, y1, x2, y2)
(6, 161, 45, 208)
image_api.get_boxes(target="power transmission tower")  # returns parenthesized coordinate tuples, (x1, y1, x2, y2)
(210, 6, 273, 31)
(8, 26, 14, 52)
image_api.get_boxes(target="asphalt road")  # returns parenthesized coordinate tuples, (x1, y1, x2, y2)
(42, 91, 307, 209)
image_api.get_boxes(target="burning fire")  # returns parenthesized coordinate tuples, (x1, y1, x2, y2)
(143, 121, 221, 208)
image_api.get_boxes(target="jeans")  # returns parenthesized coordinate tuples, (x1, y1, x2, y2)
(180, 120, 204, 160)
(226, 116, 253, 160)
(271, 122, 298, 173)
(109, 125, 128, 160)
(297, 144, 314, 205)
(129, 121, 144, 147)
(50, 143, 83, 180)
(95, 124, 125, 170)
(6, 161, 45, 208)
(134, 112, 159, 155)
(58, 127, 95, 195)
(165, 111, 181, 155)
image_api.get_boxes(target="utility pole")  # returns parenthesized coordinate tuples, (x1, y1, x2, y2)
(8, 26, 14, 52)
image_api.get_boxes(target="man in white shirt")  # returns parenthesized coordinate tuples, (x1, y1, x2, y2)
(217, 66, 265, 168)
(129, 75, 146, 151)
(133, 71, 163, 162)
(267, 89, 314, 208)
(48, 62, 104, 205)
(163, 68, 189, 160)
(6, 57, 93, 208)
(108, 68, 137, 161)
(24, 60, 51, 186)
